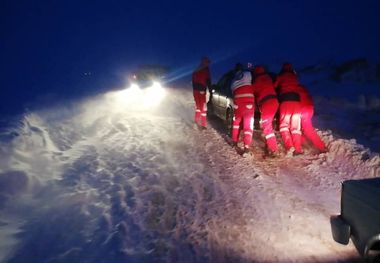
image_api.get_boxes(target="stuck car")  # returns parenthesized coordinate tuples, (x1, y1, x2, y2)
(207, 69, 269, 133)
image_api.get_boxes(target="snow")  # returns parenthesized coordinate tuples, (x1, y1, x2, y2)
(0, 77, 379, 262)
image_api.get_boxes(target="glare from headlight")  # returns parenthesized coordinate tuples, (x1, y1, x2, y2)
(106, 81, 166, 111)
(151, 81, 162, 89)
(144, 83, 166, 107)
(130, 83, 140, 90)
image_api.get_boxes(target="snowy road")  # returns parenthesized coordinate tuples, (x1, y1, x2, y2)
(0, 85, 379, 262)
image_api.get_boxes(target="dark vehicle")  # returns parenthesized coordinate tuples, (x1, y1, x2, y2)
(207, 70, 262, 133)
(128, 65, 169, 89)
(207, 70, 235, 133)
(330, 178, 380, 260)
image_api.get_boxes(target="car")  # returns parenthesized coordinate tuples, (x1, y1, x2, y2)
(207, 69, 265, 134)
(128, 65, 169, 89)
(330, 177, 380, 260)
(207, 69, 235, 133)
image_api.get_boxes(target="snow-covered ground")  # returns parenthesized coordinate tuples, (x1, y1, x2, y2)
(0, 77, 379, 262)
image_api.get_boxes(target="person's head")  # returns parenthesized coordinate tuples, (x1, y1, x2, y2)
(281, 62, 293, 72)
(201, 56, 210, 66)
(254, 65, 265, 75)
(234, 63, 243, 72)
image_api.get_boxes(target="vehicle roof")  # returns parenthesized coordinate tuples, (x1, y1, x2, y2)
(343, 178, 380, 211)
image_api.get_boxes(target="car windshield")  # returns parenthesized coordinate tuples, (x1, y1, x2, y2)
(133, 65, 168, 82)
(218, 71, 234, 97)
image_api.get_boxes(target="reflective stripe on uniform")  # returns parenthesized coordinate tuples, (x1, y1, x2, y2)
(296, 116, 301, 131)
(196, 109, 201, 112)
(201, 113, 207, 117)
(265, 133, 275, 139)
(200, 91, 206, 94)
(234, 93, 254, 99)
(233, 125, 240, 129)
(291, 130, 302, 135)
(244, 131, 253, 136)
(280, 127, 289, 132)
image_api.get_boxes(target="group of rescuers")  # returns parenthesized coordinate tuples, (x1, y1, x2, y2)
(192, 56, 327, 157)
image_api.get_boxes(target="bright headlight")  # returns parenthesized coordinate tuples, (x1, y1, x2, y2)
(146, 83, 166, 100)
(107, 81, 166, 111)
(151, 81, 162, 89)
(130, 83, 140, 90)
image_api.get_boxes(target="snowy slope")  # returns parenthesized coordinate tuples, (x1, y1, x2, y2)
(0, 83, 379, 262)
(297, 59, 380, 153)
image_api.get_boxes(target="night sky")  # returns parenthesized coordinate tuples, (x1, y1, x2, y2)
(1, 0, 379, 114)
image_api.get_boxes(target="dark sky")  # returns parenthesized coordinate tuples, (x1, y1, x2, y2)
(1, 0, 379, 114)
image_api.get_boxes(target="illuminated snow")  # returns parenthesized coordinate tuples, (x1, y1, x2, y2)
(0, 84, 378, 262)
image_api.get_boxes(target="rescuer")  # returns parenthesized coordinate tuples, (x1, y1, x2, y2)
(252, 65, 280, 157)
(192, 57, 212, 129)
(274, 63, 303, 156)
(230, 63, 255, 156)
(298, 85, 327, 153)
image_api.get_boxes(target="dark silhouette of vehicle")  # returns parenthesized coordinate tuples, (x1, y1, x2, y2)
(128, 65, 169, 89)
(330, 177, 380, 260)
(207, 70, 235, 133)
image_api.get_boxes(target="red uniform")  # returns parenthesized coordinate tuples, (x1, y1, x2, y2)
(231, 70, 255, 149)
(275, 63, 302, 154)
(192, 60, 211, 128)
(252, 66, 279, 153)
(299, 85, 327, 152)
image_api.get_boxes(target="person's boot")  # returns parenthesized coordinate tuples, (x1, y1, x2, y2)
(241, 147, 251, 157)
(231, 141, 238, 148)
(266, 149, 279, 158)
(318, 147, 328, 154)
(286, 147, 295, 157)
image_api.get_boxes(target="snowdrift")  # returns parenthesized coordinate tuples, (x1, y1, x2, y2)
(0, 82, 379, 262)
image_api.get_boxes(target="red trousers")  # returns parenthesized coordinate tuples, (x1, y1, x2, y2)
(301, 105, 326, 151)
(279, 101, 302, 153)
(193, 90, 207, 127)
(232, 98, 255, 149)
(260, 99, 279, 152)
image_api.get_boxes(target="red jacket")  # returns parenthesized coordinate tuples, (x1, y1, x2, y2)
(192, 66, 211, 90)
(233, 85, 255, 98)
(274, 72, 301, 102)
(274, 72, 300, 94)
(253, 73, 277, 105)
